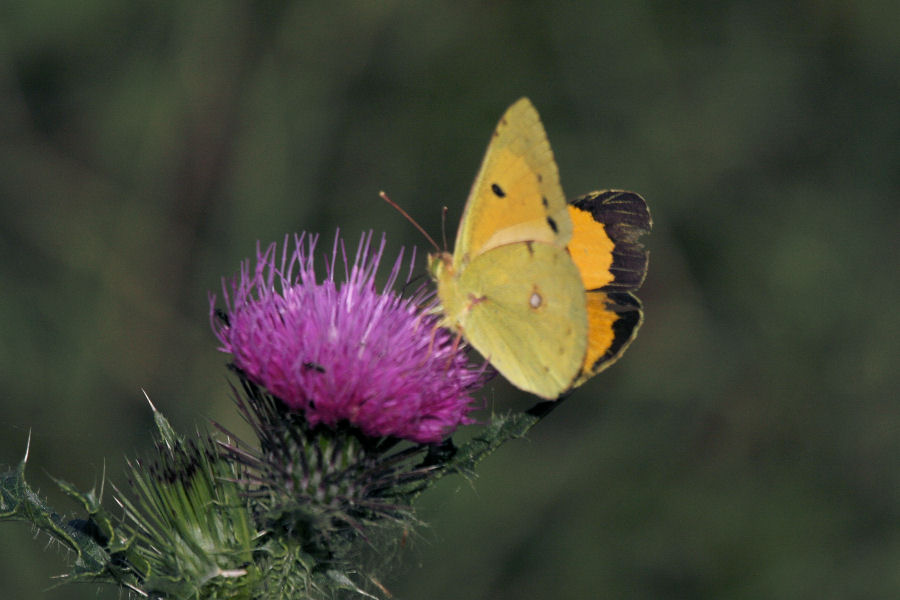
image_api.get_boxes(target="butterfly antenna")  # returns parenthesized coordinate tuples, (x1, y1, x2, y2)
(379, 191, 441, 252)
(441, 206, 449, 251)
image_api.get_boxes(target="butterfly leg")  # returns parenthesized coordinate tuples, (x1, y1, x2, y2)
(445, 329, 467, 370)
(426, 319, 464, 369)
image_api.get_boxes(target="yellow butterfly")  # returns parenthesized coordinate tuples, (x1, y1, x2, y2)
(429, 98, 650, 399)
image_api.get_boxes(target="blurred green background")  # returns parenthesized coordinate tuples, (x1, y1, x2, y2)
(1, 2, 898, 598)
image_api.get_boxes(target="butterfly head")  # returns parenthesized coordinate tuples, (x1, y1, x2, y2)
(427, 250, 454, 282)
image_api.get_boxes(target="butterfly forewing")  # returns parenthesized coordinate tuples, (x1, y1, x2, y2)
(453, 98, 571, 269)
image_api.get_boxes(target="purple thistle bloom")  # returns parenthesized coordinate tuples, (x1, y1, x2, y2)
(211, 231, 484, 444)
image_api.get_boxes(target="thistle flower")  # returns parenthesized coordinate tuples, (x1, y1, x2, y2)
(211, 231, 483, 444)
(0, 231, 564, 600)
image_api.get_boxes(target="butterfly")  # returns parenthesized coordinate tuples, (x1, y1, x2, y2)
(429, 98, 650, 399)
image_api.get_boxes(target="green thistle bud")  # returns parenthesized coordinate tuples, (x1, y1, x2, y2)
(115, 409, 259, 599)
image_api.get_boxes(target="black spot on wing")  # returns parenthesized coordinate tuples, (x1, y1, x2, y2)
(491, 183, 506, 198)
(541, 196, 549, 208)
(546, 216, 558, 233)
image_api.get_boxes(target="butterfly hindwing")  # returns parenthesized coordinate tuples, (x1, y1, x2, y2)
(458, 242, 587, 399)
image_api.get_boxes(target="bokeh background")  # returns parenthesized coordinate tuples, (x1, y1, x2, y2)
(2, 2, 898, 599)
